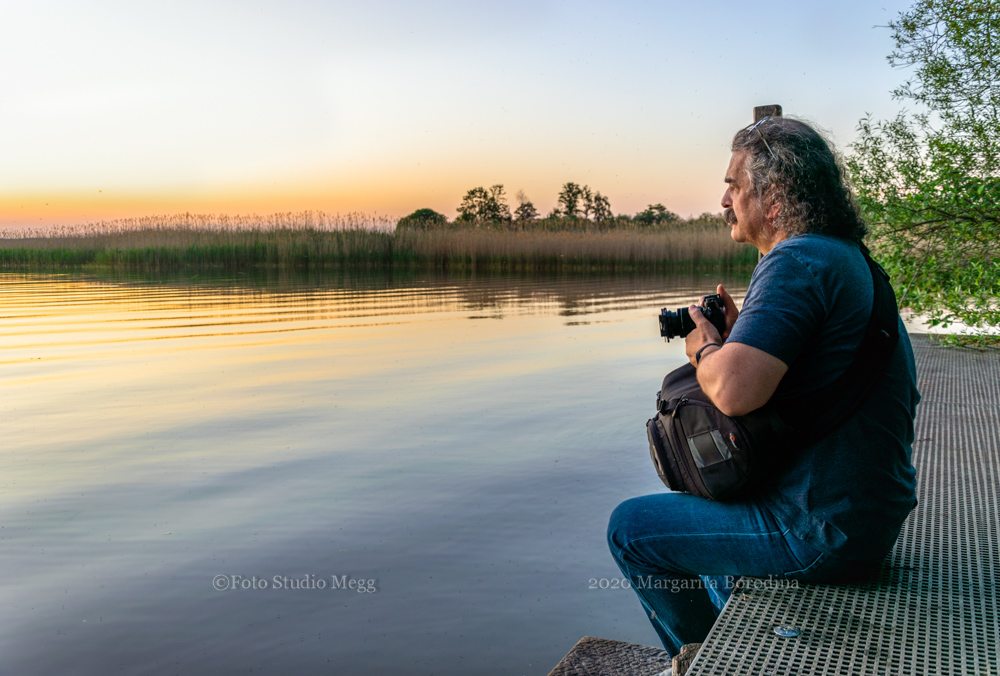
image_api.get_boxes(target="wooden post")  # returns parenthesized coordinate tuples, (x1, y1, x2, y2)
(753, 104, 782, 123)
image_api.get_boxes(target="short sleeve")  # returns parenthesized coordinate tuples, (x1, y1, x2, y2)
(727, 249, 826, 368)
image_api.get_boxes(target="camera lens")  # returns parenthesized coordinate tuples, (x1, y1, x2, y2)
(659, 307, 695, 340)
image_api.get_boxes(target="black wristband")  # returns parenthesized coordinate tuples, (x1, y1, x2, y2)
(695, 342, 722, 365)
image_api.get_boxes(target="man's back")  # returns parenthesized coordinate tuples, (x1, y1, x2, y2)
(728, 234, 919, 558)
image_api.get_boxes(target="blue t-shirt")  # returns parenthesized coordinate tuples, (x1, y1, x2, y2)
(727, 234, 919, 558)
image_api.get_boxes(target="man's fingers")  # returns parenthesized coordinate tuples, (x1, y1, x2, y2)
(717, 284, 738, 314)
(717, 285, 740, 329)
(688, 305, 711, 328)
(689, 304, 722, 343)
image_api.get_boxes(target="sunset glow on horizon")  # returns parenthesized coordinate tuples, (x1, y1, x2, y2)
(3, 0, 915, 230)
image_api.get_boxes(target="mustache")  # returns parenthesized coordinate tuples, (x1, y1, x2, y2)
(723, 208, 737, 225)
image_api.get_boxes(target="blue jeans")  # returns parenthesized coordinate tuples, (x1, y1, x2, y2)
(607, 492, 883, 655)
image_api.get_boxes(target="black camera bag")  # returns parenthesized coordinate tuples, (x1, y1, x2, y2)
(647, 244, 899, 501)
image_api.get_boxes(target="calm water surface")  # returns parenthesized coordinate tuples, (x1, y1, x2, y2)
(1, 269, 749, 675)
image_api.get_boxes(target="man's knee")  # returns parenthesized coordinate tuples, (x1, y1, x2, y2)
(608, 498, 634, 553)
(607, 496, 644, 555)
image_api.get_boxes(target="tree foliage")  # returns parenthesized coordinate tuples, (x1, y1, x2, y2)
(440, 181, 695, 231)
(634, 203, 680, 226)
(513, 190, 539, 224)
(557, 182, 584, 218)
(585, 189, 613, 223)
(456, 185, 511, 224)
(396, 208, 447, 230)
(848, 0, 1000, 340)
(556, 182, 612, 222)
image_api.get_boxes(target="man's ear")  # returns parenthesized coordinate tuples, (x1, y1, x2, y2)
(765, 194, 781, 223)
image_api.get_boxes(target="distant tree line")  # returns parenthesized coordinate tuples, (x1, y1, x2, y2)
(396, 182, 715, 231)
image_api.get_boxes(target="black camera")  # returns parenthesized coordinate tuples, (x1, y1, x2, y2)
(659, 293, 727, 341)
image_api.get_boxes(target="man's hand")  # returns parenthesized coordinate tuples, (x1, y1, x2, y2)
(685, 301, 723, 367)
(684, 283, 788, 415)
(711, 284, 739, 340)
(684, 284, 737, 366)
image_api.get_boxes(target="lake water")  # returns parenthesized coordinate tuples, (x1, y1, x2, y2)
(1, 269, 750, 675)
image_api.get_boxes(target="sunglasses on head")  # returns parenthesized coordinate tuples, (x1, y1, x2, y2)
(746, 117, 777, 161)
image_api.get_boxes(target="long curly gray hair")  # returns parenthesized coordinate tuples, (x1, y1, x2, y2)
(731, 117, 867, 242)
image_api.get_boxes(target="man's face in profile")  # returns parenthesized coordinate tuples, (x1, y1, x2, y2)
(721, 150, 768, 249)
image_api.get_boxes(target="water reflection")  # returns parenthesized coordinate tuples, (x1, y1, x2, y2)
(1, 269, 749, 674)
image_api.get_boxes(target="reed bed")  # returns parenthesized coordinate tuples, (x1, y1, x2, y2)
(0, 212, 756, 272)
(392, 226, 755, 271)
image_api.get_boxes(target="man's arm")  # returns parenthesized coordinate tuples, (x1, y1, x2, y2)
(684, 301, 788, 416)
(695, 342, 787, 416)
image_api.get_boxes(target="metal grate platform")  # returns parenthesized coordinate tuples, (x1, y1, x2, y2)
(687, 335, 1000, 675)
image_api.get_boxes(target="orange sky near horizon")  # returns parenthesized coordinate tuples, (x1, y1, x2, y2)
(1, 152, 729, 230)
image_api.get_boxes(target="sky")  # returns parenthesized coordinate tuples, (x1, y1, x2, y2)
(1, 0, 917, 229)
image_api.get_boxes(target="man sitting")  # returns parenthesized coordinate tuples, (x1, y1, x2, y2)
(607, 116, 919, 655)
